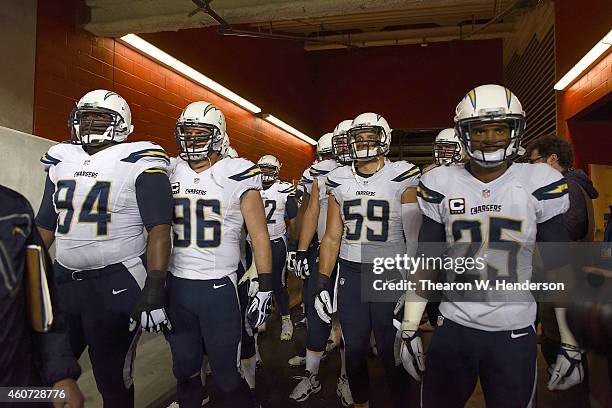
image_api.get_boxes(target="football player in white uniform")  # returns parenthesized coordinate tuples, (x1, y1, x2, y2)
(254, 155, 298, 341)
(422, 127, 466, 174)
(166, 102, 273, 408)
(289, 123, 354, 405)
(317, 113, 421, 408)
(35, 90, 173, 407)
(400, 84, 584, 407)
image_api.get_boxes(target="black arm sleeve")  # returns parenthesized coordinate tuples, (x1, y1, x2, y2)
(135, 171, 173, 231)
(285, 196, 298, 220)
(35, 175, 57, 231)
(536, 214, 572, 270)
(416, 216, 447, 257)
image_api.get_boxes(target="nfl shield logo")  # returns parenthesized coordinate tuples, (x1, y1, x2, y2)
(194, 178, 200, 184)
(339, 278, 345, 286)
(482, 189, 491, 198)
(83, 160, 90, 166)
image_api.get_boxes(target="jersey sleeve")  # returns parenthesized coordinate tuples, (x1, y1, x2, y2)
(227, 158, 262, 198)
(529, 164, 570, 224)
(120, 142, 171, 177)
(325, 168, 343, 204)
(301, 167, 314, 195)
(39, 144, 65, 173)
(390, 161, 421, 190)
(35, 175, 58, 231)
(416, 169, 446, 224)
(135, 171, 173, 230)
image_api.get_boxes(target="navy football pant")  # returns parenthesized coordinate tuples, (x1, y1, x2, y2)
(165, 274, 252, 408)
(236, 261, 256, 360)
(422, 316, 537, 408)
(304, 246, 337, 353)
(336, 259, 410, 407)
(270, 237, 289, 317)
(54, 257, 145, 408)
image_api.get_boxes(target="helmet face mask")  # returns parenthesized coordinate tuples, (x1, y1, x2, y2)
(332, 133, 351, 164)
(454, 85, 525, 168)
(176, 123, 222, 163)
(69, 90, 133, 147)
(434, 141, 463, 166)
(259, 164, 279, 184)
(176, 102, 226, 163)
(457, 117, 523, 167)
(348, 127, 386, 161)
(257, 155, 281, 186)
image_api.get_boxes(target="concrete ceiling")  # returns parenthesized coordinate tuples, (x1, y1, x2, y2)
(82, 0, 531, 49)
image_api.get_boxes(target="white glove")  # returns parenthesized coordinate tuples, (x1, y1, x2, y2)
(314, 289, 333, 324)
(287, 251, 297, 272)
(399, 326, 425, 381)
(129, 271, 172, 333)
(246, 290, 273, 329)
(239, 262, 260, 297)
(547, 345, 585, 390)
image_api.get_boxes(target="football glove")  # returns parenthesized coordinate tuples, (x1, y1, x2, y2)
(295, 250, 309, 279)
(246, 290, 273, 329)
(547, 344, 585, 390)
(246, 273, 273, 329)
(129, 270, 172, 333)
(393, 295, 424, 381)
(314, 274, 333, 324)
(286, 238, 298, 273)
(238, 262, 260, 297)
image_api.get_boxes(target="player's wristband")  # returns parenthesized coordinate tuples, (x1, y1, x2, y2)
(258, 273, 274, 292)
(316, 274, 330, 291)
(288, 238, 298, 252)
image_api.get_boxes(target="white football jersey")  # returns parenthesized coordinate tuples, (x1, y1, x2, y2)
(40, 141, 170, 270)
(169, 157, 261, 280)
(326, 161, 420, 263)
(310, 159, 342, 240)
(417, 163, 570, 331)
(259, 181, 295, 240)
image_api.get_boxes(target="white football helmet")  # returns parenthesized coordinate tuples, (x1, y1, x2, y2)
(258, 155, 281, 184)
(176, 102, 226, 162)
(454, 84, 525, 167)
(433, 128, 465, 166)
(332, 119, 353, 164)
(317, 133, 333, 161)
(69, 89, 133, 146)
(347, 112, 392, 161)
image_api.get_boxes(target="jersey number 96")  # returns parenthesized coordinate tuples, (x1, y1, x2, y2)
(173, 198, 222, 248)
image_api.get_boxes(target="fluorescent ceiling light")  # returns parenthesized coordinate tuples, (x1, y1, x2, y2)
(120, 34, 261, 114)
(554, 29, 612, 91)
(264, 115, 317, 145)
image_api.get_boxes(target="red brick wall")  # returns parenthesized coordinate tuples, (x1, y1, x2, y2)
(34, 0, 314, 182)
(555, 0, 612, 168)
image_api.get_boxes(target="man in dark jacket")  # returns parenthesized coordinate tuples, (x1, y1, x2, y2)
(529, 135, 599, 240)
(529, 135, 599, 407)
(0, 184, 83, 408)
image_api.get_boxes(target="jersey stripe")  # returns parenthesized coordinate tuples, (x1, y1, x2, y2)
(229, 165, 261, 181)
(143, 168, 167, 174)
(532, 178, 568, 200)
(120, 148, 170, 164)
(416, 181, 445, 204)
(326, 179, 341, 188)
(310, 167, 331, 177)
(40, 152, 61, 166)
(391, 165, 421, 182)
(279, 186, 296, 194)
